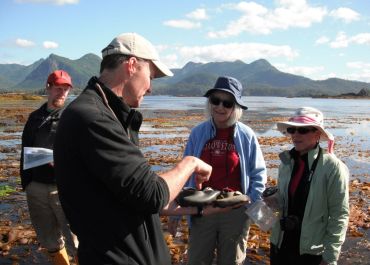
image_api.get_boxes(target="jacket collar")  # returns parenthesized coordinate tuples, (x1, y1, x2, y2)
(280, 145, 321, 169)
(87, 77, 143, 134)
(88, 77, 130, 114)
(209, 118, 237, 138)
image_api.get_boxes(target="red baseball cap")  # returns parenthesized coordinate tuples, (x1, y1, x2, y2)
(46, 70, 73, 88)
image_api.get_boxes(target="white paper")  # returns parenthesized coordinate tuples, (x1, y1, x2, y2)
(23, 147, 53, 170)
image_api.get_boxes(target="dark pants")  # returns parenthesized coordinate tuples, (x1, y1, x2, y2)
(78, 242, 121, 265)
(270, 243, 322, 265)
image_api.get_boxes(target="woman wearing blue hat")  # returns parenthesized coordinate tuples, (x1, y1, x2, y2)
(177, 76, 267, 265)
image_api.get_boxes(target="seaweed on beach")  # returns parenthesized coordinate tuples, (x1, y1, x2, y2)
(0, 97, 369, 265)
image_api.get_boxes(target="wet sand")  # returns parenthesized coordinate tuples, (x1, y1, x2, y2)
(0, 95, 368, 264)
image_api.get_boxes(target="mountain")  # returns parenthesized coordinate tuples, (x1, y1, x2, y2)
(14, 53, 101, 90)
(0, 53, 101, 91)
(1, 54, 370, 97)
(0, 59, 44, 88)
(153, 59, 370, 97)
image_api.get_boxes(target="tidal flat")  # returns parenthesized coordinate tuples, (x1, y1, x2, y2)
(0, 95, 368, 265)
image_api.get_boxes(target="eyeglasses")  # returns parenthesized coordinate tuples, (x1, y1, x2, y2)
(209, 96, 235, 109)
(286, 127, 317, 135)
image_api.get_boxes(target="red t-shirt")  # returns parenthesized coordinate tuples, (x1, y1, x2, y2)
(200, 127, 242, 191)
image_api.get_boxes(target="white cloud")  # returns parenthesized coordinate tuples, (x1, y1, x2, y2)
(274, 61, 370, 82)
(330, 32, 370, 48)
(315, 62, 370, 82)
(186, 8, 208, 20)
(163, 20, 201, 29)
(327, 73, 338, 79)
(346, 67, 370, 82)
(43, 41, 59, 49)
(317, 61, 370, 83)
(347, 61, 370, 69)
(15, 38, 35, 47)
(175, 43, 298, 64)
(208, 0, 327, 38)
(329, 7, 360, 23)
(320, 72, 338, 80)
(274, 63, 324, 77)
(330, 31, 349, 48)
(351, 33, 370, 45)
(15, 0, 79, 5)
(161, 54, 179, 68)
(315, 36, 330, 45)
(164, 8, 207, 29)
(347, 72, 370, 82)
(155, 44, 169, 53)
(231, 1, 268, 15)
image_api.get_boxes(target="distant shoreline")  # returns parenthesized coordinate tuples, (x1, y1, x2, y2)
(311, 88, 370, 99)
(0, 92, 43, 101)
(1, 92, 369, 101)
(311, 95, 370, 99)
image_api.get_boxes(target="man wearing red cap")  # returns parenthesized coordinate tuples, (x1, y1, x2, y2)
(20, 70, 77, 265)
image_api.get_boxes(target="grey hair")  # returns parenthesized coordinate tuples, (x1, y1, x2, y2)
(205, 100, 243, 127)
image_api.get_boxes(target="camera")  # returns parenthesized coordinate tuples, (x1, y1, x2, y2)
(280, 215, 300, 231)
(262, 186, 278, 198)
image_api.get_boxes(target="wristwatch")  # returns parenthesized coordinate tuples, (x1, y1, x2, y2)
(196, 206, 204, 217)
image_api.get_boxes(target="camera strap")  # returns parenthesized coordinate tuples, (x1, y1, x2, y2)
(37, 108, 63, 129)
(307, 147, 322, 182)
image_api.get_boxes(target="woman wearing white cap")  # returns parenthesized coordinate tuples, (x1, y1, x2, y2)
(270, 107, 349, 265)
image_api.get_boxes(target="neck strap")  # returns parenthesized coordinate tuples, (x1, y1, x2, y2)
(308, 147, 321, 182)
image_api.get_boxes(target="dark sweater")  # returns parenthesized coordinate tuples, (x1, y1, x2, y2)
(54, 77, 171, 265)
(282, 149, 311, 252)
(20, 103, 62, 189)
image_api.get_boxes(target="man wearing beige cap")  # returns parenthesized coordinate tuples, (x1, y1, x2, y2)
(54, 33, 212, 265)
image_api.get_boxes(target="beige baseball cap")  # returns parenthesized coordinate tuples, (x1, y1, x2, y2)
(101, 33, 173, 78)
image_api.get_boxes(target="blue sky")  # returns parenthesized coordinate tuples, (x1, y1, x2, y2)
(1, 0, 370, 82)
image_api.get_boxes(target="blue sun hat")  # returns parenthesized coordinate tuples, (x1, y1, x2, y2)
(204, 76, 248, 110)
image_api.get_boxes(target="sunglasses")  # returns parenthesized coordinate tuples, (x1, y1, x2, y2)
(209, 96, 235, 109)
(286, 127, 317, 135)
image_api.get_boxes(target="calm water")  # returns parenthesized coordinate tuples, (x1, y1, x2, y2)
(140, 95, 369, 115)
(140, 95, 370, 136)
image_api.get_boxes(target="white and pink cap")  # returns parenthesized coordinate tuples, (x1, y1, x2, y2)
(277, 107, 335, 153)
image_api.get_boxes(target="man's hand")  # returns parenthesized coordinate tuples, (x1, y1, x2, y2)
(159, 156, 212, 202)
(193, 158, 212, 190)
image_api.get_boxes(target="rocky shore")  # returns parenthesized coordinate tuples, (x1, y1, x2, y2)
(0, 95, 368, 265)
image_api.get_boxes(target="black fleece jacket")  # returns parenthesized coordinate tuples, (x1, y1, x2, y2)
(20, 103, 62, 189)
(54, 77, 171, 265)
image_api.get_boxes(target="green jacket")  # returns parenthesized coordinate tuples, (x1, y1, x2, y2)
(270, 146, 349, 264)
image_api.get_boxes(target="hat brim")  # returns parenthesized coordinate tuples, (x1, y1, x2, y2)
(204, 89, 248, 110)
(152, 60, 173, 78)
(277, 121, 333, 141)
(51, 80, 73, 88)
